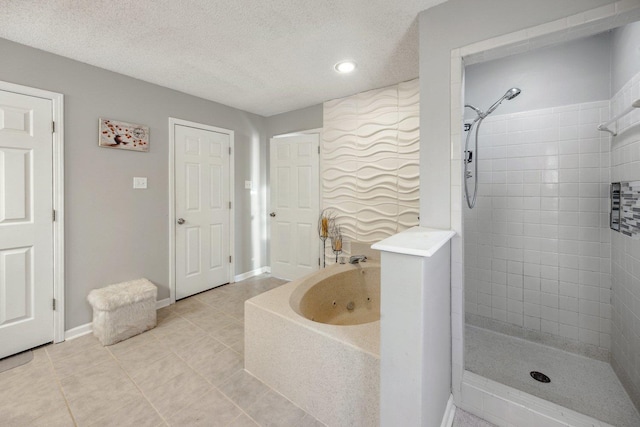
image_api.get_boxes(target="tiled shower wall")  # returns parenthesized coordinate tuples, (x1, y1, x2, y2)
(322, 79, 420, 249)
(611, 69, 640, 407)
(464, 100, 612, 358)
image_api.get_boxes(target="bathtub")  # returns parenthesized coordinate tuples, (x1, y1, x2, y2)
(245, 262, 380, 427)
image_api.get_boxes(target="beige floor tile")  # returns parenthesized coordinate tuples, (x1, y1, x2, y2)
(114, 336, 170, 376)
(66, 373, 142, 426)
(87, 394, 163, 427)
(154, 320, 210, 352)
(60, 358, 128, 402)
(45, 334, 102, 362)
(181, 308, 235, 331)
(167, 388, 241, 427)
(152, 314, 192, 336)
(230, 339, 244, 355)
(143, 370, 211, 418)
(190, 347, 244, 386)
(30, 406, 76, 427)
(0, 357, 55, 394)
(173, 335, 227, 366)
(0, 378, 67, 425)
(299, 414, 327, 427)
(130, 352, 194, 393)
(227, 413, 260, 427)
(210, 320, 244, 347)
(173, 297, 209, 315)
(106, 329, 158, 358)
(218, 370, 270, 410)
(245, 389, 307, 427)
(51, 344, 113, 379)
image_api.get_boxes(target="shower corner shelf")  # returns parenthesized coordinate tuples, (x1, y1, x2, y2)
(597, 98, 640, 137)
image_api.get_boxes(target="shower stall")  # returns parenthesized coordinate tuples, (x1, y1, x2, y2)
(461, 22, 640, 427)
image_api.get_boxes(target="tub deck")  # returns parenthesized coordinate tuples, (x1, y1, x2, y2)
(245, 263, 380, 427)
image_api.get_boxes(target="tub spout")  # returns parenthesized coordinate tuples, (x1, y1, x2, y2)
(349, 255, 367, 264)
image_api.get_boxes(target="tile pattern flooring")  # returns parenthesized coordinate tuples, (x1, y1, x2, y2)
(0, 275, 327, 427)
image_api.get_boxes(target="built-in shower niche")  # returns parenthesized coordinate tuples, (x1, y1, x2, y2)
(461, 21, 640, 427)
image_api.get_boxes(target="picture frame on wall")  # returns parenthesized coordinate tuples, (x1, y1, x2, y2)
(99, 118, 149, 152)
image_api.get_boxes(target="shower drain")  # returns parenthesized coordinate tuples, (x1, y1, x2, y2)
(530, 371, 551, 383)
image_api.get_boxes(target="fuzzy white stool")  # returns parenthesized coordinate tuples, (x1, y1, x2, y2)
(87, 278, 157, 346)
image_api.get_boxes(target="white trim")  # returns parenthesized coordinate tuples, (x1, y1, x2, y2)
(263, 266, 271, 274)
(168, 118, 235, 304)
(440, 395, 456, 427)
(64, 323, 92, 341)
(234, 266, 270, 282)
(0, 81, 65, 344)
(64, 298, 172, 341)
(155, 297, 171, 310)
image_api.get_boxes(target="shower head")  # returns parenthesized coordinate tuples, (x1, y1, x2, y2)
(504, 87, 521, 100)
(485, 87, 521, 116)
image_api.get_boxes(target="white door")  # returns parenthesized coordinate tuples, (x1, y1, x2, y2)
(175, 124, 231, 300)
(269, 133, 320, 280)
(0, 90, 54, 359)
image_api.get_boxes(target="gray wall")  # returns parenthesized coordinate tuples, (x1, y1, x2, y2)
(0, 38, 267, 329)
(265, 104, 323, 139)
(611, 20, 640, 95)
(464, 33, 612, 119)
(417, 1, 618, 425)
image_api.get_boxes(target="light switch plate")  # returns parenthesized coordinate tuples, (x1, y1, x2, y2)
(245, 180, 253, 190)
(133, 177, 147, 189)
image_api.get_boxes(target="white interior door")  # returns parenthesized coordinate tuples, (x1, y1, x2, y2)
(175, 124, 231, 300)
(269, 133, 320, 280)
(0, 90, 54, 359)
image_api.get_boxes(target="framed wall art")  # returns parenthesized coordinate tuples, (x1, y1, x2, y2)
(99, 118, 149, 152)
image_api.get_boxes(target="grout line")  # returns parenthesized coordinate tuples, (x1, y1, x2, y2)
(43, 346, 79, 427)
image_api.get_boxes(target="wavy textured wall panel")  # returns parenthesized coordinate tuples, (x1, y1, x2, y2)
(322, 78, 419, 249)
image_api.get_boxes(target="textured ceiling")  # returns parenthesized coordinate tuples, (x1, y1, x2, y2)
(0, 0, 445, 116)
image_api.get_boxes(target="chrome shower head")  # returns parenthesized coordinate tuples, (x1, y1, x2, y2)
(504, 87, 521, 100)
(485, 87, 522, 116)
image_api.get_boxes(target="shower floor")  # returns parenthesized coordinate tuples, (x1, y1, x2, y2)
(465, 325, 640, 427)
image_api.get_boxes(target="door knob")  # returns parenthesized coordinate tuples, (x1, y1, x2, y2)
(177, 218, 185, 224)
(269, 212, 276, 217)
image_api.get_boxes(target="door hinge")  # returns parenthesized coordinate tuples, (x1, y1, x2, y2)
(318, 146, 320, 154)
(318, 257, 321, 266)
(52, 121, 55, 133)
(229, 201, 232, 209)
(228, 147, 232, 155)
(52, 298, 56, 310)
(52, 209, 56, 221)
(229, 255, 232, 263)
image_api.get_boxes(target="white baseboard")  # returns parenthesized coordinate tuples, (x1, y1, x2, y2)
(234, 266, 270, 282)
(440, 395, 456, 427)
(64, 298, 173, 341)
(155, 297, 171, 309)
(64, 323, 93, 341)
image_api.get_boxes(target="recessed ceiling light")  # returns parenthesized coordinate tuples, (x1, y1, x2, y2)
(334, 60, 357, 74)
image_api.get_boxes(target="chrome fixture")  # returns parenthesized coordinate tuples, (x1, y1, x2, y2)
(464, 88, 521, 209)
(349, 255, 367, 264)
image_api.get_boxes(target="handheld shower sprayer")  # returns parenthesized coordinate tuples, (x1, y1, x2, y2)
(464, 88, 521, 209)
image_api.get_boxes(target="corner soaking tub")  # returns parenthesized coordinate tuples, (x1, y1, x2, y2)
(245, 262, 380, 427)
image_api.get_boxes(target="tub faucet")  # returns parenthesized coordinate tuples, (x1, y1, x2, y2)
(349, 255, 367, 264)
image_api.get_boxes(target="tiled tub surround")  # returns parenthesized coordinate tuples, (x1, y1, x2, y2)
(611, 69, 640, 411)
(322, 78, 420, 259)
(245, 263, 380, 427)
(463, 100, 613, 360)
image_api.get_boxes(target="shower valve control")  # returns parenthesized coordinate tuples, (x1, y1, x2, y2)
(464, 150, 473, 164)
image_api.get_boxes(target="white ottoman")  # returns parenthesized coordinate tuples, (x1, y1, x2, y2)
(87, 278, 157, 346)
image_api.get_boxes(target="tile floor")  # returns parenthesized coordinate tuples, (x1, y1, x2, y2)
(466, 325, 640, 427)
(0, 274, 327, 427)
